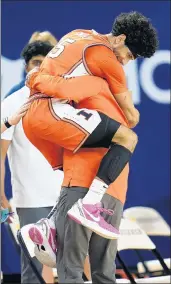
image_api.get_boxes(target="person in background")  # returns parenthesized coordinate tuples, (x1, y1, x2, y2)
(2, 31, 91, 282)
(1, 40, 60, 284)
(5, 31, 58, 98)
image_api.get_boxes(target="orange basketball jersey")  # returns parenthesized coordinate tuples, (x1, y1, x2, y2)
(35, 29, 112, 78)
(29, 29, 129, 125)
(29, 29, 128, 97)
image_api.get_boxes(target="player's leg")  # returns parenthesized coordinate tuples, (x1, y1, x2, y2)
(54, 186, 92, 283)
(23, 112, 63, 170)
(82, 122, 137, 204)
(32, 152, 127, 282)
(23, 117, 110, 268)
(23, 93, 103, 154)
(21, 133, 91, 279)
(89, 194, 123, 283)
(68, 118, 137, 238)
(28, 197, 92, 281)
(26, 147, 128, 281)
(21, 128, 62, 267)
(32, 116, 132, 242)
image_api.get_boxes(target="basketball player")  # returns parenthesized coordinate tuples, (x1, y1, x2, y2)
(23, 12, 158, 240)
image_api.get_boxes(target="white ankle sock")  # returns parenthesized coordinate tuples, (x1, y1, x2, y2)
(82, 178, 108, 205)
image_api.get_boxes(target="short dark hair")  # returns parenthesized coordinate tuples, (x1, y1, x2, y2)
(112, 11, 159, 58)
(21, 40, 54, 64)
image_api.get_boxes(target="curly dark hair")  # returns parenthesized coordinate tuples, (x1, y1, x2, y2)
(112, 11, 159, 58)
(21, 40, 54, 64)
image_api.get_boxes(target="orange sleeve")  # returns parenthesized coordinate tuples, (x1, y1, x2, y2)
(29, 72, 67, 98)
(85, 45, 128, 95)
(29, 69, 103, 102)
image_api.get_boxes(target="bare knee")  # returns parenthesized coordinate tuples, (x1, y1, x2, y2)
(112, 125, 138, 152)
(127, 130, 138, 152)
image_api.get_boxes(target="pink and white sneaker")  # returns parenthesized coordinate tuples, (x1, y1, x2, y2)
(67, 199, 119, 239)
(28, 218, 57, 268)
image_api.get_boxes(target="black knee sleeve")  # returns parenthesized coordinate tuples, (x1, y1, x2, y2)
(97, 143, 132, 185)
(83, 113, 120, 149)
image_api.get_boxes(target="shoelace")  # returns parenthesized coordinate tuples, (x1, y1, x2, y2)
(95, 206, 119, 232)
(95, 206, 114, 216)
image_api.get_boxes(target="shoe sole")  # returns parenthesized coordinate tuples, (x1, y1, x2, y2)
(29, 226, 56, 268)
(67, 210, 119, 240)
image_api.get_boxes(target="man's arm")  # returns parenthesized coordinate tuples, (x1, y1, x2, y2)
(29, 72, 68, 99)
(1, 101, 31, 134)
(1, 139, 12, 210)
(85, 45, 140, 128)
(1, 95, 17, 210)
(114, 91, 140, 128)
(29, 71, 139, 127)
(28, 70, 100, 102)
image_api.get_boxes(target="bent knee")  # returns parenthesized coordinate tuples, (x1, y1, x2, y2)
(112, 125, 138, 152)
(128, 129, 138, 146)
(122, 129, 138, 152)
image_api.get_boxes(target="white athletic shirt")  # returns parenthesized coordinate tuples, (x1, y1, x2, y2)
(1, 86, 64, 208)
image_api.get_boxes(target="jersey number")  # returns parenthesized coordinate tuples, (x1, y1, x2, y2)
(48, 38, 75, 58)
(77, 110, 93, 121)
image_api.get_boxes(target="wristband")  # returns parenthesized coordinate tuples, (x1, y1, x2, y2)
(3, 117, 12, 128)
(1, 208, 14, 223)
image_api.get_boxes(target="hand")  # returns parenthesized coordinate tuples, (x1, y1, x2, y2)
(113, 90, 139, 128)
(1, 196, 14, 223)
(8, 102, 31, 126)
(124, 107, 140, 128)
(128, 108, 140, 128)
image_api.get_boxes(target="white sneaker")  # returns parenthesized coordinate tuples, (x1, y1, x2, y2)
(28, 218, 57, 268)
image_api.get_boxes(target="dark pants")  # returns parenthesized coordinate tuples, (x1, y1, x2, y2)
(54, 187, 123, 283)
